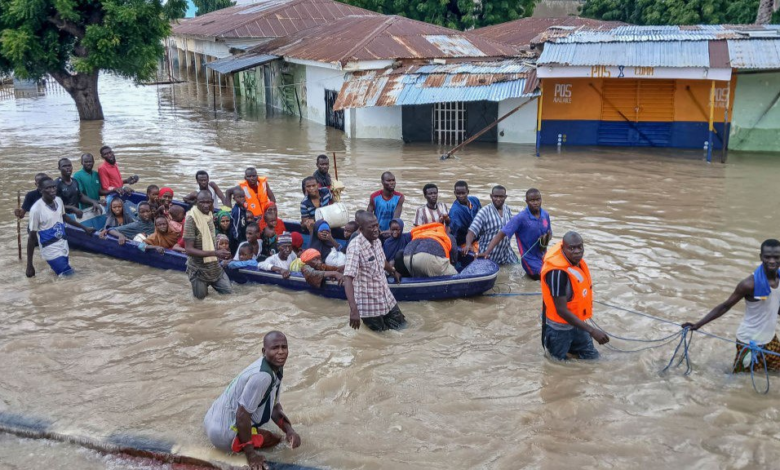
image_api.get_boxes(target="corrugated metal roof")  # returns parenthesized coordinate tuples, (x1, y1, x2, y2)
(248, 15, 517, 65)
(538, 41, 714, 67)
(333, 61, 537, 110)
(467, 17, 625, 49)
(728, 39, 780, 69)
(171, 0, 378, 39)
(206, 53, 279, 73)
(552, 25, 780, 43)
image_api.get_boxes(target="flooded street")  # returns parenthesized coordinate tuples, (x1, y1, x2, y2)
(1, 75, 780, 469)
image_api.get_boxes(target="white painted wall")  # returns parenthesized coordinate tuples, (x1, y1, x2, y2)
(497, 97, 538, 144)
(352, 106, 403, 140)
(305, 65, 347, 126)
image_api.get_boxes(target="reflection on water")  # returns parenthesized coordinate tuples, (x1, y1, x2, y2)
(1, 75, 779, 469)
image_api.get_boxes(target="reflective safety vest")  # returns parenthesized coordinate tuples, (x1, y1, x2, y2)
(239, 178, 270, 218)
(541, 242, 593, 324)
(410, 222, 452, 256)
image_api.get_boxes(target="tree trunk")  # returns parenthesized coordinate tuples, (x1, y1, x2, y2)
(756, 0, 774, 24)
(50, 70, 104, 121)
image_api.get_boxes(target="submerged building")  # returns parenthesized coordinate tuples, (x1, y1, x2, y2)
(534, 25, 780, 152)
(211, 14, 539, 144)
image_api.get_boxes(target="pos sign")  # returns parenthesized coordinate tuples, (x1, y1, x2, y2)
(554, 84, 572, 104)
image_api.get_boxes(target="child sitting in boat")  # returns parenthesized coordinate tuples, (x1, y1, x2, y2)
(228, 243, 259, 270)
(258, 233, 296, 279)
(142, 216, 186, 254)
(233, 223, 260, 260)
(261, 225, 278, 257)
(300, 248, 343, 288)
(168, 204, 185, 235)
(229, 191, 249, 254)
(102, 198, 135, 232)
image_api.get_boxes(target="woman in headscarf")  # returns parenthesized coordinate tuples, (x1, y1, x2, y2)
(299, 248, 343, 288)
(307, 219, 345, 267)
(383, 218, 411, 264)
(158, 187, 174, 218)
(214, 209, 232, 241)
(144, 216, 186, 253)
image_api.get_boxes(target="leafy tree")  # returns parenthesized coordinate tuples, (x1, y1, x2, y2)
(193, 0, 235, 16)
(341, 0, 535, 30)
(581, 0, 766, 25)
(0, 0, 186, 121)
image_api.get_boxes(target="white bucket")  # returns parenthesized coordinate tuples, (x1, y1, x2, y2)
(315, 202, 349, 228)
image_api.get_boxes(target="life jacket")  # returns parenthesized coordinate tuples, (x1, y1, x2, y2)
(239, 178, 270, 218)
(410, 222, 452, 256)
(540, 242, 593, 324)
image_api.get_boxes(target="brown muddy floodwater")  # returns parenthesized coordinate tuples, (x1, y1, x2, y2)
(1, 75, 780, 470)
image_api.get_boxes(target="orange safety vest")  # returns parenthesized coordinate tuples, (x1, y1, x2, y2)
(239, 178, 270, 218)
(540, 242, 593, 324)
(410, 222, 452, 255)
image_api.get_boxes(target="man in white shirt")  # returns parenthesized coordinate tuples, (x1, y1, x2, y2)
(258, 233, 296, 278)
(203, 331, 301, 469)
(26, 177, 95, 277)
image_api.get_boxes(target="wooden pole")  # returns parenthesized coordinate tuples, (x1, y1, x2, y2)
(536, 83, 544, 157)
(17, 190, 22, 260)
(332, 151, 339, 180)
(707, 81, 715, 163)
(441, 98, 534, 160)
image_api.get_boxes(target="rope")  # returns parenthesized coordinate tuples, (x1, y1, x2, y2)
(489, 292, 780, 393)
(661, 327, 694, 376)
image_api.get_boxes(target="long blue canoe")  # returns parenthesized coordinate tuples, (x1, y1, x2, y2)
(64, 195, 499, 301)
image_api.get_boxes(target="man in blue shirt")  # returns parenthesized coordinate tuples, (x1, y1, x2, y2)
(448, 180, 482, 252)
(479, 188, 551, 280)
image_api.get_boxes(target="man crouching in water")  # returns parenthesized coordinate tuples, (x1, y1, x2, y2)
(204, 331, 301, 469)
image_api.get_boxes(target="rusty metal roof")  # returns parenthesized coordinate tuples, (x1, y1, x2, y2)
(171, 0, 378, 39)
(248, 15, 518, 65)
(333, 61, 538, 110)
(467, 17, 625, 50)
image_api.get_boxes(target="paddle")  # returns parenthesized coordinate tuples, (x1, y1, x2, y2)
(332, 151, 338, 180)
(17, 190, 22, 260)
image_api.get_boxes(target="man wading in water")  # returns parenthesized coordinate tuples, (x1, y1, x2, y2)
(683, 239, 780, 371)
(344, 212, 405, 331)
(184, 190, 232, 299)
(541, 231, 609, 360)
(204, 331, 301, 469)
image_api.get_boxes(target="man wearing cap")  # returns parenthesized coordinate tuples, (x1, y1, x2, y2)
(204, 331, 301, 469)
(258, 233, 296, 279)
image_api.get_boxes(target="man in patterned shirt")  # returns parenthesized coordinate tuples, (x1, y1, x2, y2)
(344, 212, 406, 332)
(463, 185, 517, 265)
(413, 183, 449, 226)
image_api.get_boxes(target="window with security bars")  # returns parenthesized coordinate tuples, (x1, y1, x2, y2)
(433, 102, 467, 145)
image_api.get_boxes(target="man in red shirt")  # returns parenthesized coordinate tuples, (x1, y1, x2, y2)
(98, 146, 139, 195)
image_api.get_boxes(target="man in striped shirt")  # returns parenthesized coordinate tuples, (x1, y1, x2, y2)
(463, 185, 517, 265)
(413, 183, 449, 226)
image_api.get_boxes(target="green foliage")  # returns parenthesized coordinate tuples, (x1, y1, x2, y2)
(193, 0, 234, 16)
(341, 0, 535, 30)
(581, 0, 763, 25)
(0, 0, 187, 80)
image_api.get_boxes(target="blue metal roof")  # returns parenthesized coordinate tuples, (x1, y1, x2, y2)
(205, 53, 278, 74)
(553, 25, 780, 43)
(538, 41, 712, 67)
(728, 39, 780, 69)
(393, 77, 531, 105)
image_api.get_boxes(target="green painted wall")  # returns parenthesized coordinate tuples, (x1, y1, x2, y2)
(729, 71, 780, 152)
(236, 62, 307, 118)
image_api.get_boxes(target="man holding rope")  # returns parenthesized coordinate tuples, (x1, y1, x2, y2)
(541, 231, 609, 360)
(682, 239, 780, 372)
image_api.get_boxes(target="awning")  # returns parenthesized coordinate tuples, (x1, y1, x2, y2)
(205, 53, 278, 74)
(334, 61, 539, 111)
